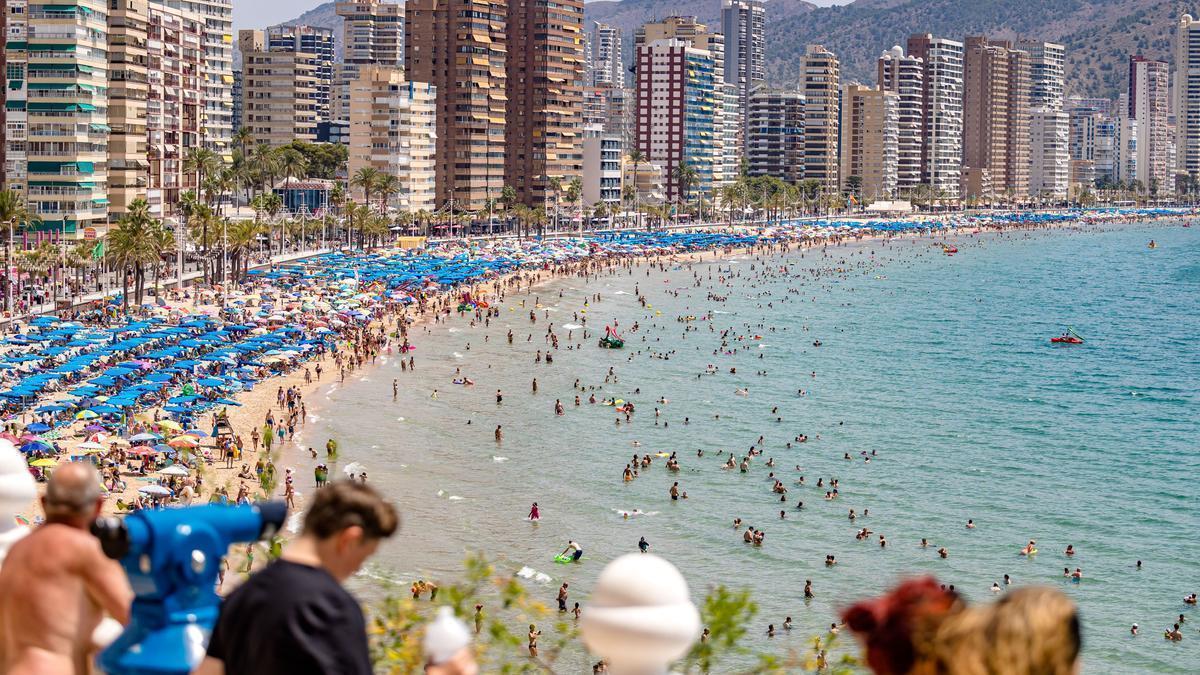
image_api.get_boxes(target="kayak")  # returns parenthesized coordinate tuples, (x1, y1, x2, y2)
(1050, 337, 1083, 344)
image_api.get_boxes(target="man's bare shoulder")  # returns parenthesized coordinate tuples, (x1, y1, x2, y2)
(8, 523, 105, 568)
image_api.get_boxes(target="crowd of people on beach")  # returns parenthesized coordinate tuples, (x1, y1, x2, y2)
(0, 208, 1193, 674)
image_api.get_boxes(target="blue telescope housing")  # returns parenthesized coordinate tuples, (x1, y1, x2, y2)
(91, 502, 288, 675)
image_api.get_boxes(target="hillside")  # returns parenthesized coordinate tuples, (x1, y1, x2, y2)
(275, 0, 1185, 99)
(759, 0, 1184, 97)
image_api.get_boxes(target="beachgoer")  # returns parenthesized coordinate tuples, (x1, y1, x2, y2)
(194, 482, 399, 675)
(0, 462, 133, 675)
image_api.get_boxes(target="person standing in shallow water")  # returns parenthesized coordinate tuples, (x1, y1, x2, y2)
(528, 502, 540, 521)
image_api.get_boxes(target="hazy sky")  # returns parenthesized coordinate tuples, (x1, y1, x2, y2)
(234, 0, 852, 31)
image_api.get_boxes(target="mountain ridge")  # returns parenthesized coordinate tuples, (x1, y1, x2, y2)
(273, 0, 1186, 99)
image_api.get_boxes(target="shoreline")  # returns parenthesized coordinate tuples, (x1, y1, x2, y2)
(11, 214, 1188, 543)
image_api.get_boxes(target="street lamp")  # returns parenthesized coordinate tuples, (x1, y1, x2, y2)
(579, 554, 700, 675)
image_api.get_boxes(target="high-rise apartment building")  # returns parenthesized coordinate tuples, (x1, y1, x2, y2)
(176, 0, 234, 157)
(635, 38, 719, 202)
(906, 34, 963, 198)
(406, 0, 583, 211)
(582, 129, 623, 207)
(334, 1, 404, 125)
(266, 25, 335, 124)
(636, 16, 723, 60)
(1128, 55, 1169, 192)
(839, 84, 898, 202)
(106, 0, 150, 221)
(1113, 117, 1139, 183)
(1018, 40, 1067, 199)
(1029, 109, 1069, 200)
(405, 0, 506, 212)
(961, 36, 1029, 202)
(4, 0, 110, 237)
(582, 85, 634, 148)
(232, 68, 242, 133)
(1018, 40, 1065, 109)
(504, 0, 585, 208)
(801, 44, 839, 191)
(877, 46, 924, 195)
(721, 0, 764, 149)
(1093, 116, 1117, 184)
(109, 0, 204, 222)
(347, 66, 436, 213)
(1176, 14, 1200, 180)
(746, 88, 804, 183)
(239, 28, 327, 145)
(589, 21, 624, 88)
(1, 2, 7, 187)
(718, 83, 740, 188)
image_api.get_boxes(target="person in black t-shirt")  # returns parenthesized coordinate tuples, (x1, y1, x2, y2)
(194, 481, 400, 675)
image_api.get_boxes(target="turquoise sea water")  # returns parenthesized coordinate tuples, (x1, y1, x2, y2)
(302, 222, 1197, 672)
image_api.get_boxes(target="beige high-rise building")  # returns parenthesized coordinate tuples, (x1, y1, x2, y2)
(839, 84, 898, 202)
(108, 0, 151, 221)
(109, 0, 205, 222)
(504, 0, 585, 208)
(238, 29, 324, 145)
(334, 0, 404, 124)
(802, 44, 840, 191)
(961, 36, 1030, 202)
(405, 0, 506, 212)
(348, 66, 436, 213)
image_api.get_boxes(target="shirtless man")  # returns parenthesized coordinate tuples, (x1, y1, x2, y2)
(0, 462, 132, 674)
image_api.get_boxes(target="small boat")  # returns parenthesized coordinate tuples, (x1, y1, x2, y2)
(1050, 327, 1084, 345)
(943, 246, 958, 255)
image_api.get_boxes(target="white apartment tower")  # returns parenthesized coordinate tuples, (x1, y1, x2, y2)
(721, 0, 765, 149)
(906, 34, 963, 198)
(1175, 14, 1200, 181)
(1019, 40, 1068, 199)
(878, 45, 924, 194)
(590, 22, 624, 88)
(1129, 56, 1170, 193)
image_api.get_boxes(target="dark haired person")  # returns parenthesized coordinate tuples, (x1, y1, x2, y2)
(195, 481, 400, 675)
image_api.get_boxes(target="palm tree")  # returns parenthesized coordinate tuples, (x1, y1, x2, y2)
(276, 147, 309, 214)
(375, 174, 400, 212)
(15, 242, 60, 307)
(672, 162, 699, 225)
(361, 212, 390, 250)
(351, 167, 382, 209)
(0, 190, 41, 312)
(344, 203, 372, 250)
(627, 149, 646, 228)
(183, 147, 221, 207)
(233, 127, 253, 156)
(249, 143, 281, 194)
(565, 177, 583, 233)
(106, 198, 169, 313)
(547, 176, 563, 232)
(226, 219, 265, 281)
